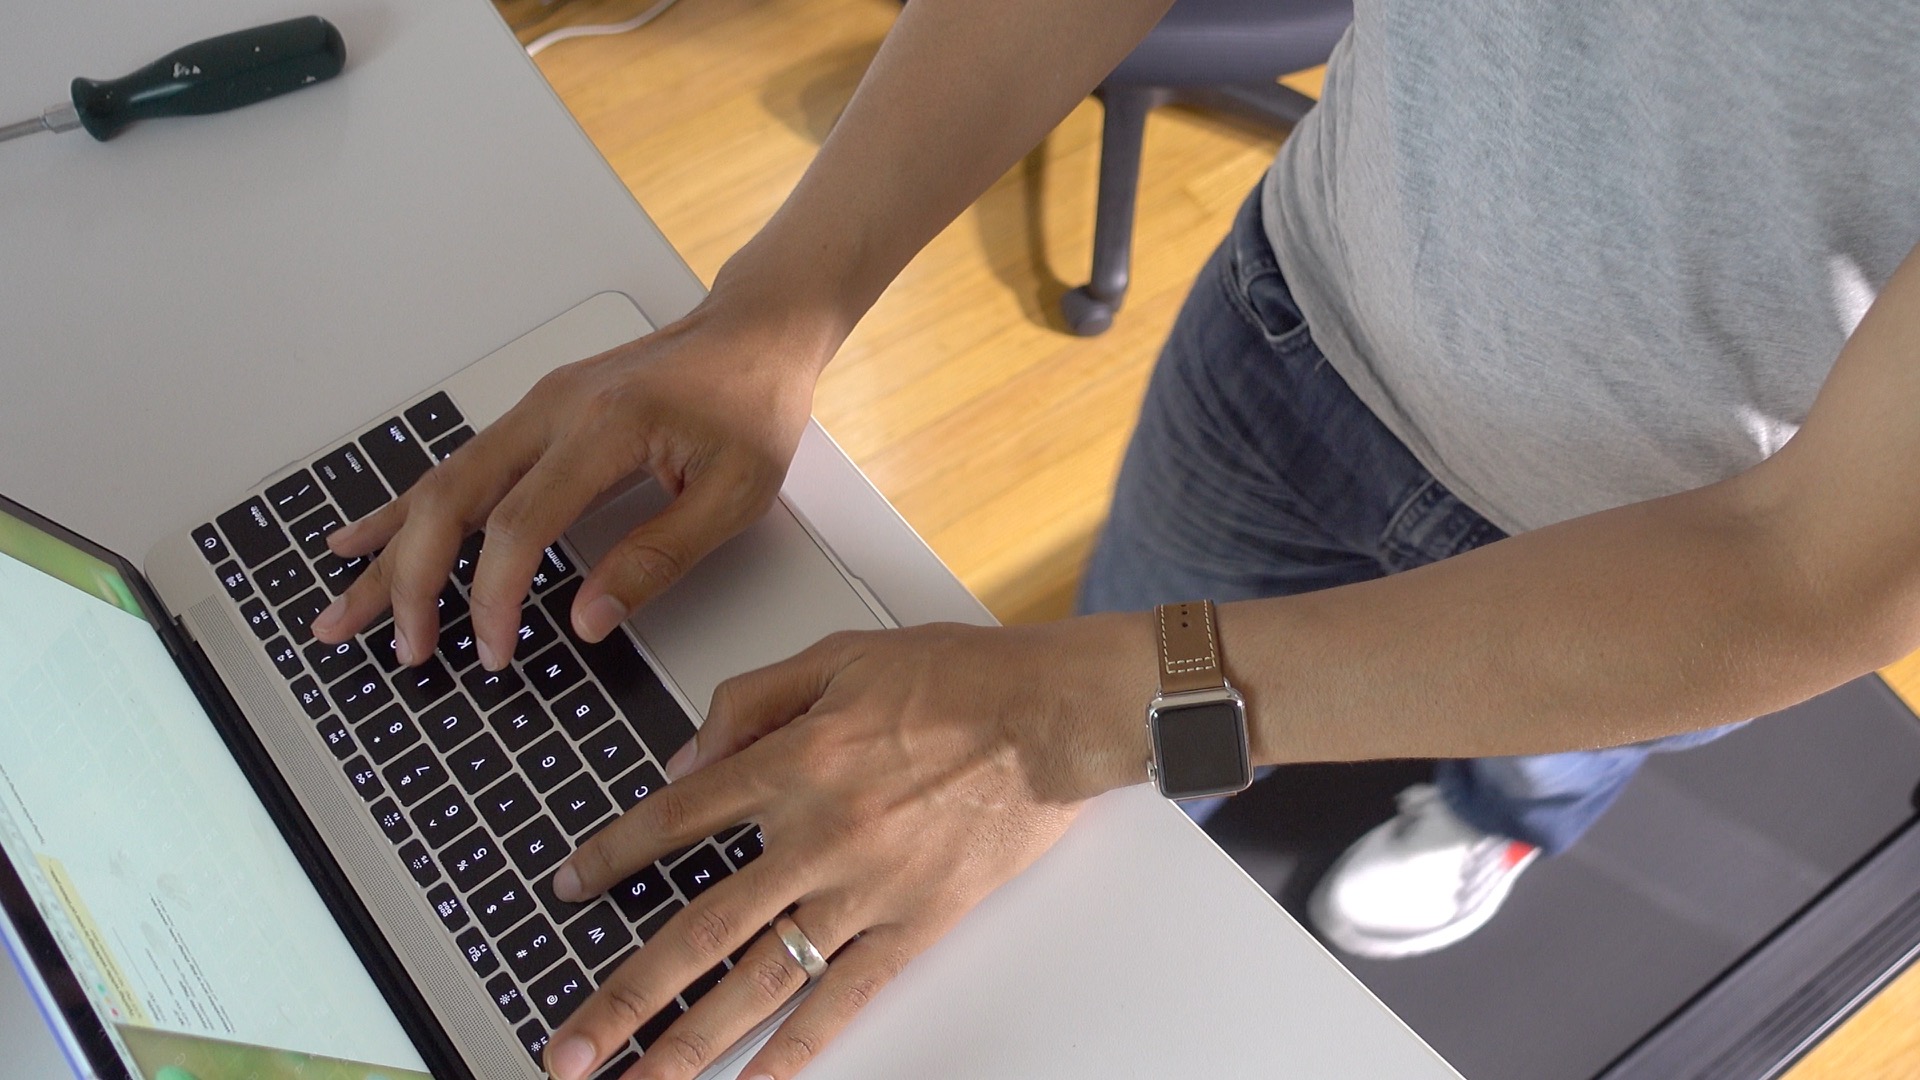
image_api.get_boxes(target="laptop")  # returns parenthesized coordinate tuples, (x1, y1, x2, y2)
(0, 291, 893, 1080)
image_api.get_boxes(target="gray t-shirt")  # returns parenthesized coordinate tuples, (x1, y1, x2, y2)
(1265, 0, 1920, 534)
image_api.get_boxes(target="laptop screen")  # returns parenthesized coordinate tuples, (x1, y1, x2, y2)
(0, 507, 431, 1080)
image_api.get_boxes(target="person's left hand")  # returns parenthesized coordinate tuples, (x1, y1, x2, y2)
(539, 613, 1154, 1080)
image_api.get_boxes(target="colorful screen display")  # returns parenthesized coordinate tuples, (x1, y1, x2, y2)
(0, 508, 431, 1080)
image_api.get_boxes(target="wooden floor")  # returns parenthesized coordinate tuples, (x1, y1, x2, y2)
(506, 0, 1917, 1074)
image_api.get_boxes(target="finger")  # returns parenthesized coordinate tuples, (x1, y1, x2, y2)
(553, 749, 768, 902)
(322, 494, 409, 559)
(543, 868, 816, 1080)
(605, 903, 861, 1080)
(571, 459, 776, 644)
(666, 634, 853, 782)
(470, 433, 638, 669)
(736, 925, 918, 1080)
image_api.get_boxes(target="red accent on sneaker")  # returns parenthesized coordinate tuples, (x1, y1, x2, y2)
(1501, 841, 1537, 869)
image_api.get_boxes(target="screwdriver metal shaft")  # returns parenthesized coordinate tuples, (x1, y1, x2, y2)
(0, 16, 343, 146)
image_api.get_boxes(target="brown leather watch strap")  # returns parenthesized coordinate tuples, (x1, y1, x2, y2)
(1156, 600, 1227, 696)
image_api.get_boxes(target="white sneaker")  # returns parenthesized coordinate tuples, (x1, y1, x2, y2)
(1309, 783, 1539, 959)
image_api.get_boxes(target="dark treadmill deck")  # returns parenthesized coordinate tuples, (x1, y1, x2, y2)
(1204, 675, 1920, 1080)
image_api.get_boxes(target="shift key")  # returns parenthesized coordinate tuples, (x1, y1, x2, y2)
(314, 444, 391, 521)
(361, 418, 433, 496)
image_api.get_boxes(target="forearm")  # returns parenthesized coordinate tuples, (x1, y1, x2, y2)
(709, 0, 1176, 355)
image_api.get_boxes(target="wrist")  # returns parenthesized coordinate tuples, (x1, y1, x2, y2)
(705, 235, 865, 375)
(1033, 611, 1160, 800)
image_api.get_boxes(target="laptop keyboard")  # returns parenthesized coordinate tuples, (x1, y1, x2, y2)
(193, 391, 759, 1075)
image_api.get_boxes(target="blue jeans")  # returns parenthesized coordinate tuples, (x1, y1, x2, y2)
(1077, 187, 1741, 856)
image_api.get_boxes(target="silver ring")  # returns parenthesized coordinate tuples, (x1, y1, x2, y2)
(773, 915, 828, 981)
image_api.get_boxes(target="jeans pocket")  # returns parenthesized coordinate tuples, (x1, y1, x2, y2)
(1231, 259, 1314, 348)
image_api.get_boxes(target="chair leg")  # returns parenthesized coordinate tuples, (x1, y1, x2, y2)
(1061, 84, 1167, 337)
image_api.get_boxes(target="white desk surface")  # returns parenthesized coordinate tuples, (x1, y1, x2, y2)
(0, 2, 1459, 1078)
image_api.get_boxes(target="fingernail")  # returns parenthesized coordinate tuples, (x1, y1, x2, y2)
(476, 637, 501, 672)
(552, 862, 584, 902)
(393, 628, 416, 667)
(546, 1034, 595, 1080)
(578, 594, 629, 643)
(664, 736, 699, 782)
(310, 598, 346, 636)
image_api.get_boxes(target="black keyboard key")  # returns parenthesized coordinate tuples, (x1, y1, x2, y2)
(313, 552, 368, 596)
(610, 762, 666, 811)
(382, 742, 449, 804)
(316, 715, 356, 760)
(524, 644, 586, 701)
(304, 637, 369, 685)
(395, 657, 457, 711)
(594, 949, 638, 988)
(477, 775, 540, 835)
(342, 756, 382, 802)
(532, 869, 591, 926)
(516, 1020, 551, 1063)
(216, 561, 252, 602)
(505, 815, 568, 880)
(410, 786, 477, 850)
(514, 607, 560, 658)
(290, 504, 345, 559)
(499, 914, 566, 981)
(635, 999, 685, 1051)
(563, 903, 634, 971)
(545, 581, 695, 759)
(430, 425, 475, 462)
(546, 773, 614, 838)
(290, 675, 328, 719)
(239, 598, 277, 641)
(427, 884, 469, 933)
(443, 829, 507, 894)
(277, 589, 332, 645)
(265, 469, 327, 522)
(595, 1052, 640, 1080)
(682, 963, 727, 1007)
(191, 523, 229, 565)
(255, 551, 316, 607)
(363, 621, 403, 672)
(470, 871, 537, 936)
(610, 865, 671, 923)
(355, 704, 422, 766)
(722, 826, 765, 870)
(579, 722, 644, 783)
(369, 797, 413, 844)
(669, 846, 730, 903)
(452, 531, 483, 588)
(529, 545, 576, 594)
(456, 927, 500, 979)
(266, 637, 305, 681)
(489, 693, 552, 751)
(362, 418, 434, 496)
(399, 840, 440, 887)
(435, 584, 469, 625)
(438, 617, 480, 672)
(217, 498, 291, 569)
(448, 731, 512, 794)
(331, 666, 394, 724)
(636, 900, 683, 946)
(488, 972, 531, 1024)
(462, 665, 524, 712)
(517, 731, 582, 794)
(315, 444, 391, 521)
(530, 959, 592, 1027)
(420, 694, 483, 753)
(405, 392, 464, 443)
(552, 683, 616, 740)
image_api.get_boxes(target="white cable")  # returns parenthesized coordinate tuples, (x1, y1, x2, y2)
(523, 0, 682, 56)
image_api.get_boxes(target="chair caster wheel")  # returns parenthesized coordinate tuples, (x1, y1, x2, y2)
(1061, 286, 1117, 336)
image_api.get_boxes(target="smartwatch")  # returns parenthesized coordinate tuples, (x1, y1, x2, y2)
(1146, 600, 1253, 801)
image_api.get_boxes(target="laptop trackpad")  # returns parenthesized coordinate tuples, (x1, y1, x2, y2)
(566, 482, 888, 718)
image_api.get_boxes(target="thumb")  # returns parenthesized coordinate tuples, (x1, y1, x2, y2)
(670, 632, 854, 780)
(569, 462, 774, 642)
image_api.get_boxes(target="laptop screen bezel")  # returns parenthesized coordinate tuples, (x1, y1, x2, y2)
(0, 491, 474, 1080)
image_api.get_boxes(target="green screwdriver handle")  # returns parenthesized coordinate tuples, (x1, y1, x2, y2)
(70, 15, 346, 141)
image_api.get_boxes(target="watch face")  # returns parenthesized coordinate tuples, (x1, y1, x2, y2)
(1151, 700, 1250, 799)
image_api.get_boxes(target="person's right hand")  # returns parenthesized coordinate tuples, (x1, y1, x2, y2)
(307, 294, 831, 670)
